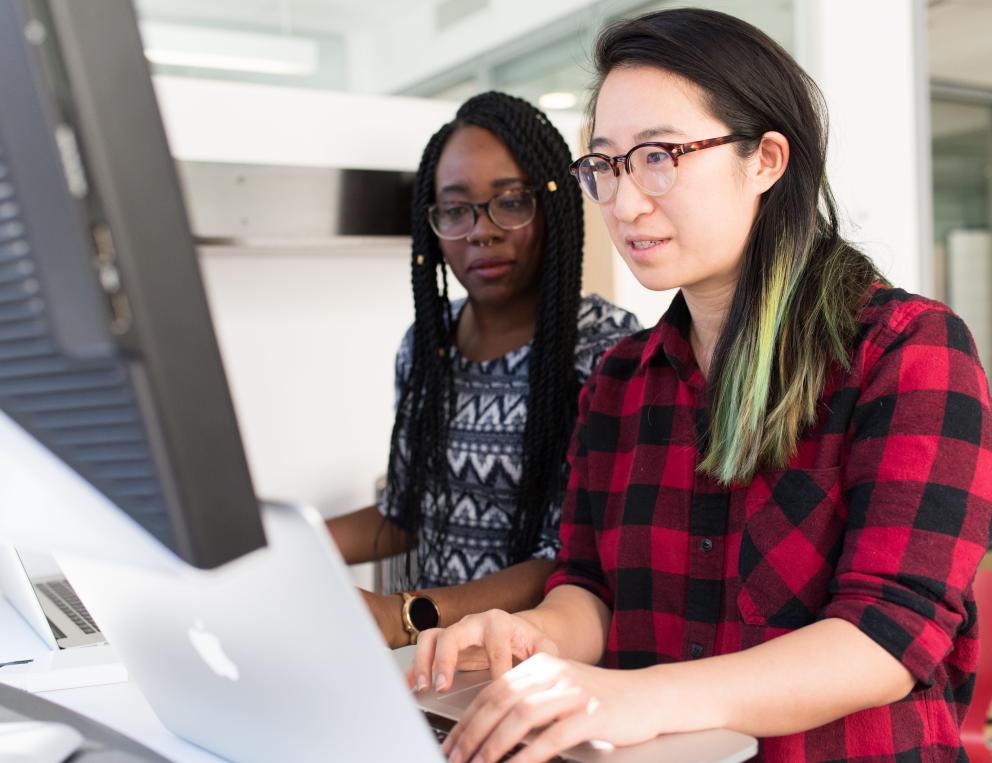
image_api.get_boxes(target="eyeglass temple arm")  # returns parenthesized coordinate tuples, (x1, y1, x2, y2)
(678, 134, 743, 157)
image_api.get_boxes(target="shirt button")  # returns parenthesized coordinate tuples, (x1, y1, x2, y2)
(700, 538, 713, 552)
(690, 643, 704, 659)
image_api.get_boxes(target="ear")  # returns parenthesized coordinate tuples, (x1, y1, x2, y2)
(751, 130, 789, 193)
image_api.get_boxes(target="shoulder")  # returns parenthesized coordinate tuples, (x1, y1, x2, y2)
(573, 294, 643, 381)
(855, 285, 976, 359)
(847, 285, 990, 407)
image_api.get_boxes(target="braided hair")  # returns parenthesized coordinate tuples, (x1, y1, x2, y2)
(384, 91, 584, 584)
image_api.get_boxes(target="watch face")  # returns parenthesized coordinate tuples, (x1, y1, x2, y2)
(408, 596, 439, 631)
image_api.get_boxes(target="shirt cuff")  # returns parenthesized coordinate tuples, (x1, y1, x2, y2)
(820, 582, 959, 687)
(545, 565, 613, 609)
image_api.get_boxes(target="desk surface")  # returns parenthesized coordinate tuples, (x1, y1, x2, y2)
(0, 598, 757, 763)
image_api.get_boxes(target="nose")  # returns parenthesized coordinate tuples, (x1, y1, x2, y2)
(610, 170, 654, 224)
(467, 202, 503, 243)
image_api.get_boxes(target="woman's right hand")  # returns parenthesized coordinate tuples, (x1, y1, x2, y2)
(407, 609, 559, 693)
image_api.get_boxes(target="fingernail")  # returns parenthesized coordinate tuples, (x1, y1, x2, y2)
(447, 748, 462, 763)
(414, 675, 429, 692)
(434, 673, 448, 692)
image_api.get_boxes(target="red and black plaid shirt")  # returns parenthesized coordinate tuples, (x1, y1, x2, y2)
(546, 286, 992, 762)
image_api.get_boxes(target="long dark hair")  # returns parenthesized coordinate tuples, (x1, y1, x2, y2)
(590, 9, 881, 484)
(385, 92, 584, 581)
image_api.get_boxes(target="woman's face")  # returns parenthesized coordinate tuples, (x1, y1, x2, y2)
(433, 126, 544, 309)
(591, 66, 762, 295)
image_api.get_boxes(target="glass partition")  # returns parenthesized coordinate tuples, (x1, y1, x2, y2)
(932, 94, 992, 375)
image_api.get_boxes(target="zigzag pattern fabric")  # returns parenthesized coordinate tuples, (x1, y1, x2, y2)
(380, 294, 641, 588)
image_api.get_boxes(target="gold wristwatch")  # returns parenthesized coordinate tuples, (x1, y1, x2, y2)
(400, 592, 440, 645)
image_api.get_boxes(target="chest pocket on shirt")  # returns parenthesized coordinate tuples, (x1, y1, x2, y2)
(737, 467, 844, 628)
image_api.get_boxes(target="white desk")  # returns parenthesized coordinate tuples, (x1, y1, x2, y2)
(0, 598, 757, 763)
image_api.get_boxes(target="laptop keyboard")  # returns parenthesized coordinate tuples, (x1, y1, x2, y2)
(424, 712, 568, 762)
(36, 579, 100, 634)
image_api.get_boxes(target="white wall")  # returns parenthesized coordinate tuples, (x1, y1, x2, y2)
(196, 246, 411, 515)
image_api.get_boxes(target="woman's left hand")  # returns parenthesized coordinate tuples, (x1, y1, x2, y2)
(441, 652, 661, 763)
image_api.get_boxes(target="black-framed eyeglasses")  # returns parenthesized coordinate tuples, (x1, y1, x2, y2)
(428, 186, 538, 240)
(569, 134, 745, 203)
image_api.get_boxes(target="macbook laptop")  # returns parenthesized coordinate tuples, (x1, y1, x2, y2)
(55, 501, 757, 763)
(0, 545, 105, 651)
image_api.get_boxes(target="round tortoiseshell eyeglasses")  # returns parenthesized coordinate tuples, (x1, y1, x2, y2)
(569, 135, 745, 203)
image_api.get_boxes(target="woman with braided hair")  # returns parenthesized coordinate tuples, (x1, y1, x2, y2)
(327, 92, 640, 649)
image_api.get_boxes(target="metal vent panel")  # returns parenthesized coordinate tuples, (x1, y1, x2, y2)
(0, 138, 175, 547)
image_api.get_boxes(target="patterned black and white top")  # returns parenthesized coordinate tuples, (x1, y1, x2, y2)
(379, 294, 641, 588)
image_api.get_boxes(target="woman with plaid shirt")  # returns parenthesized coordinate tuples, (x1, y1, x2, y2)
(410, 9, 992, 763)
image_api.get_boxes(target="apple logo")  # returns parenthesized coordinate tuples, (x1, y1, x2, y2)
(187, 619, 239, 681)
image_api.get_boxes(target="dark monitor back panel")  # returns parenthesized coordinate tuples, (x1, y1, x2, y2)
(0, 0, 266, 569)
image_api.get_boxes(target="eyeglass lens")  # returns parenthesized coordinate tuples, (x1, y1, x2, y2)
(429, 188, 536, 239)
(574, 145, 676, 203)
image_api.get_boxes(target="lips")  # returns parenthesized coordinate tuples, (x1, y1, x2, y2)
(468, 257, 515, 279)
(624, 236, 671, 261)
(625, 235, 671, 248)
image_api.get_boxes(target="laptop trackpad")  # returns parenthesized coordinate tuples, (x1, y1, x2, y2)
(436, 682, 487, 711)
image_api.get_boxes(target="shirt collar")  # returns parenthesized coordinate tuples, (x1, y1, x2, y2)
(637, 290, 701, 386)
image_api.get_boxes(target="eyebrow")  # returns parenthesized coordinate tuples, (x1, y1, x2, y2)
(438, 177, 527, 196)
(588, 125, 689, 152)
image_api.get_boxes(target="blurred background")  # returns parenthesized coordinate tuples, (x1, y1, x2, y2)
(126, 0, 991, 584)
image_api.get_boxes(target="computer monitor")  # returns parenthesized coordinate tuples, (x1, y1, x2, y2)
(0, 0, 266, 569)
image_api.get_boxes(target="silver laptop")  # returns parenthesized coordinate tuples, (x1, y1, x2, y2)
(55, 501, 757, 763)
(0, 545, 105, 651)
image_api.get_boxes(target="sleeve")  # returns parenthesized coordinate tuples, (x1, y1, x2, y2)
(377, 324, 416, 530)
(544, 369, 614, 608)
(820, 304, 992, 686)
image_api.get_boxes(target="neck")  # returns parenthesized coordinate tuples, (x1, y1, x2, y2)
(683, 279, 737, 379)
(457, 289, 539, 362)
